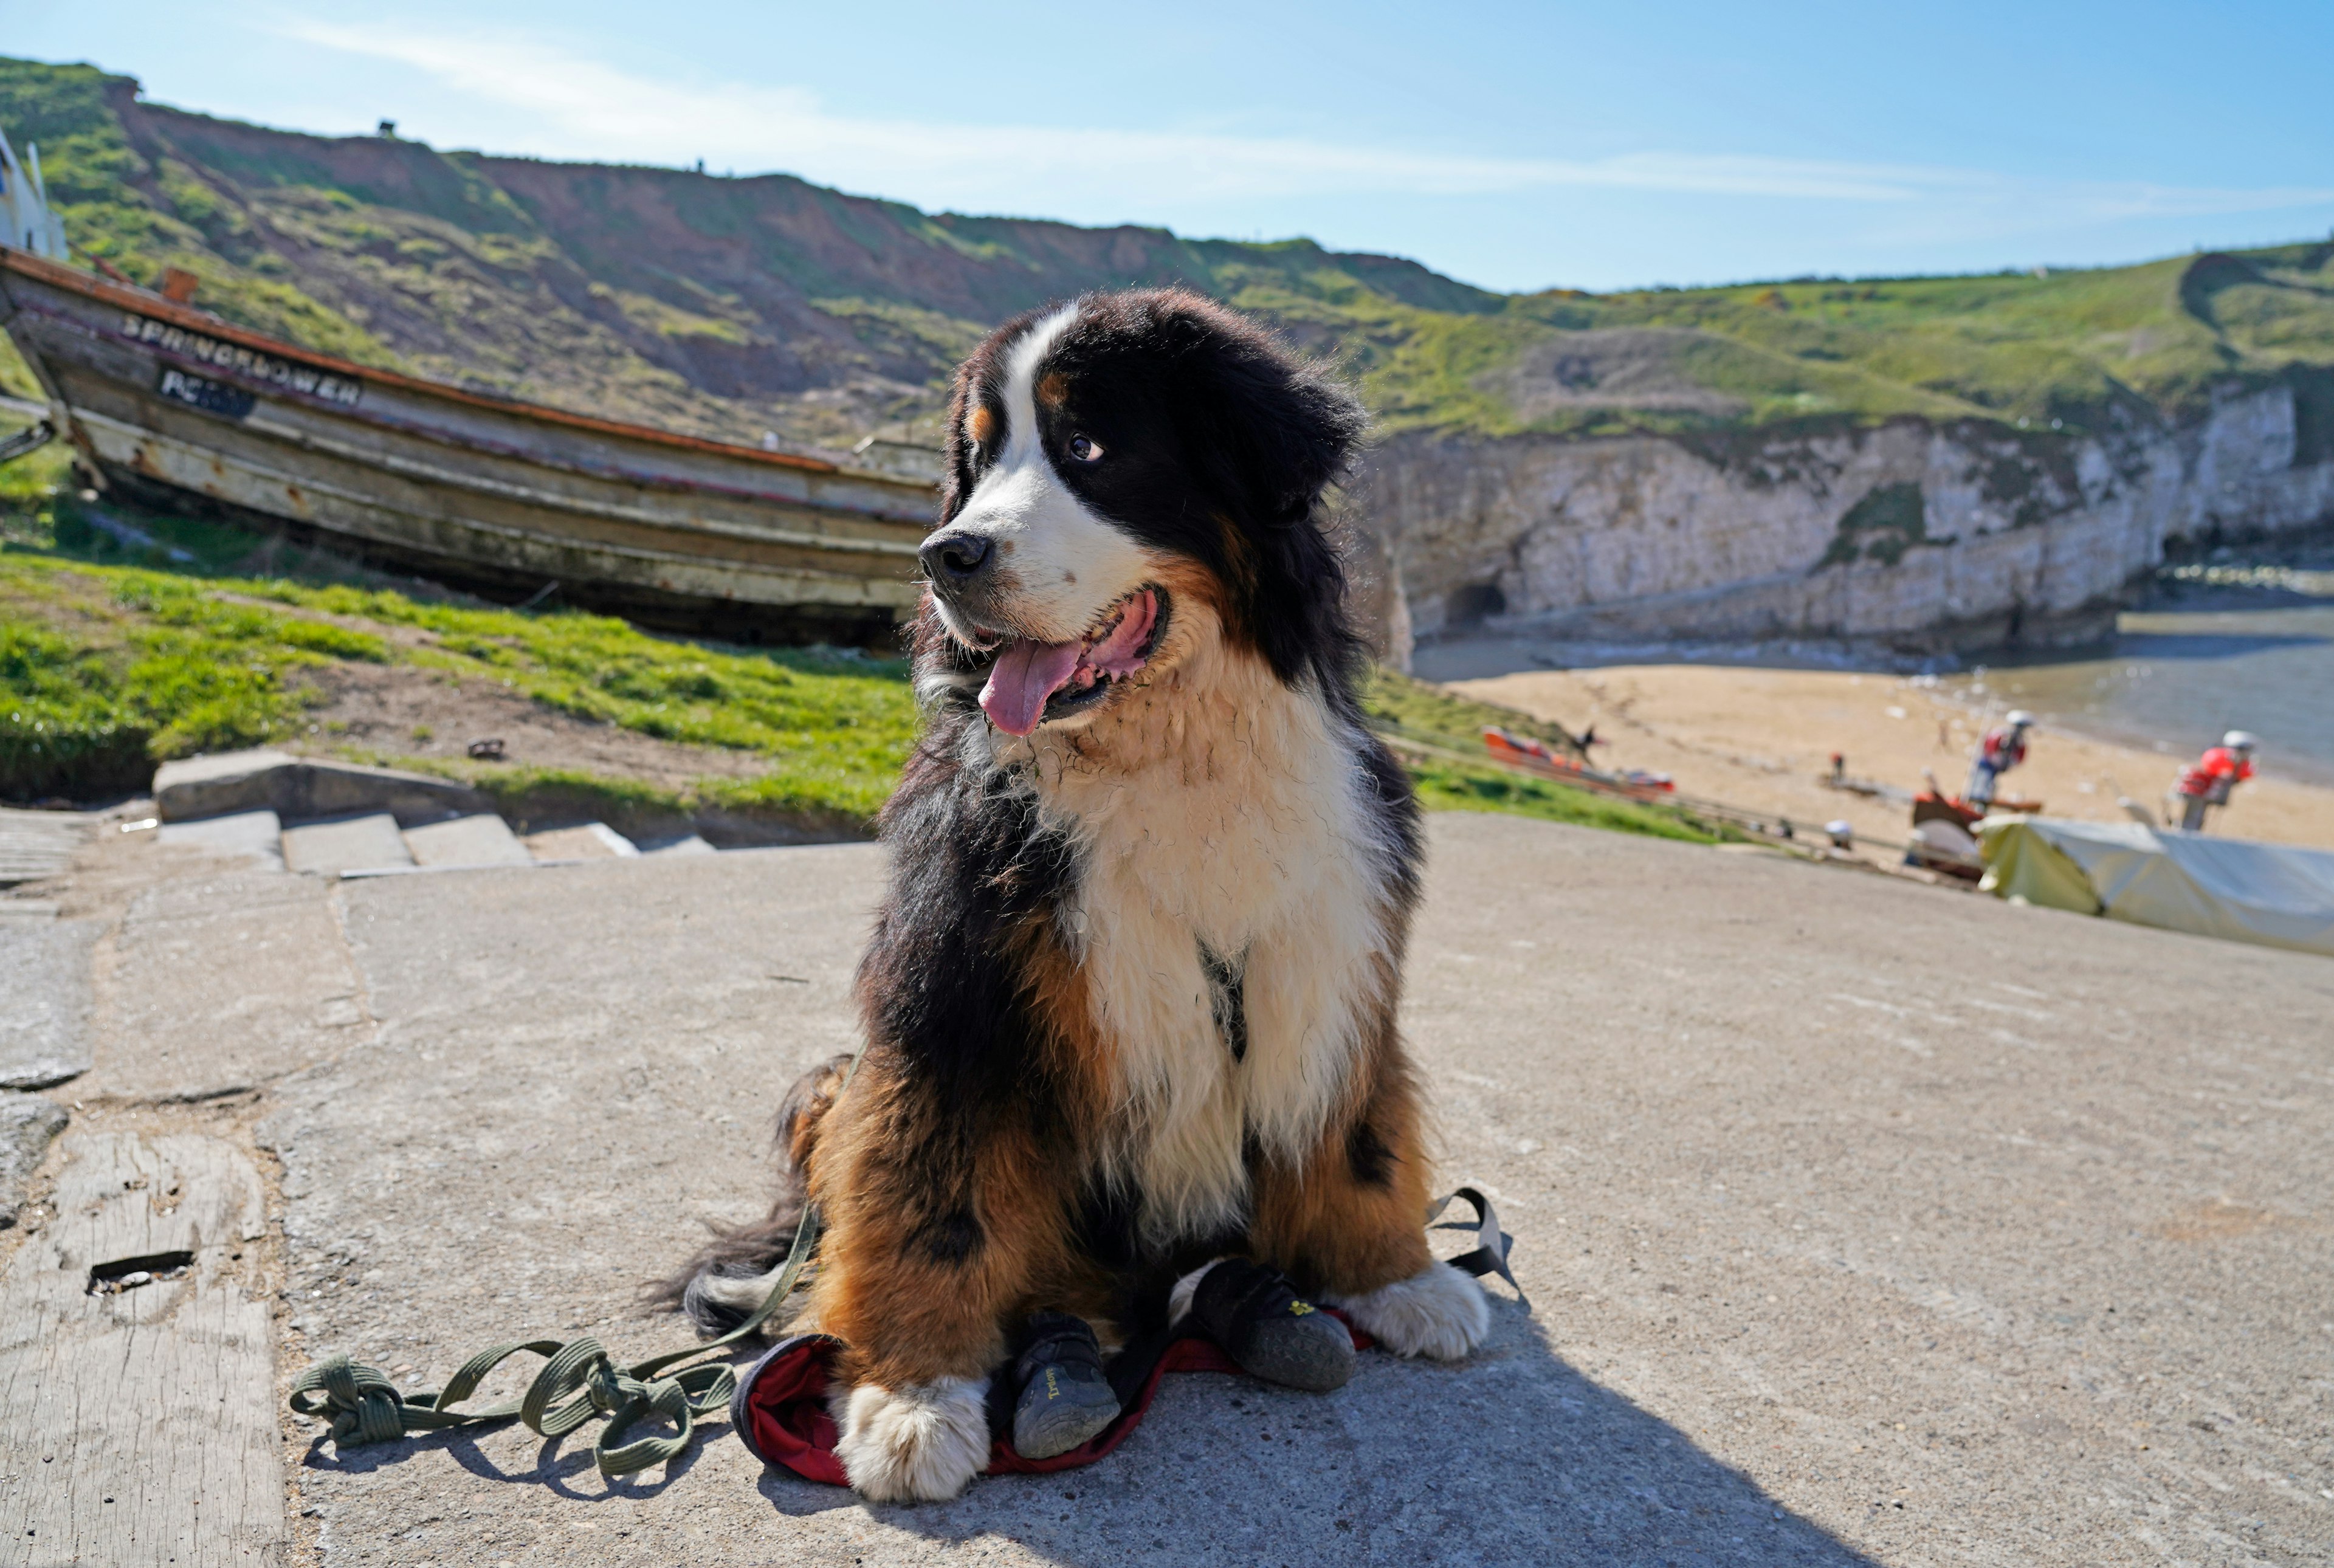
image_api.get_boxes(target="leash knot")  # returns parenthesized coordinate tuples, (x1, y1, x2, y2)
(291, 1353, 410, 1446)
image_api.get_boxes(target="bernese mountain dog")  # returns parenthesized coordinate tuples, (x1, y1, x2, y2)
(673, 287, 1488, 1502)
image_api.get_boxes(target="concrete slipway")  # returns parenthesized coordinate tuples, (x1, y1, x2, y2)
(1, 811, 2329, 1566)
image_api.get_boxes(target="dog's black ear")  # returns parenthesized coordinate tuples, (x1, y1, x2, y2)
(1134, 292, 1371, 693)
(1163, 297, 1368, 528)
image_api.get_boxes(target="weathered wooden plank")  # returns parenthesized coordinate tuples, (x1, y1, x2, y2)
(0, 1130, 283, 1567)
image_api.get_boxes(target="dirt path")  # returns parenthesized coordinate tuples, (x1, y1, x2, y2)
(188, 588, 776, 791)
(1447, 663, 2334, 853)
(298, 661, 769, 791)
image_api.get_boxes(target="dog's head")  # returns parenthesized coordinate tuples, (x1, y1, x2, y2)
(915, 289, 1367, 737)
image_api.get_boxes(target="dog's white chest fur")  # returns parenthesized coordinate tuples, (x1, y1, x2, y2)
(1006, 636, 1400, 1237)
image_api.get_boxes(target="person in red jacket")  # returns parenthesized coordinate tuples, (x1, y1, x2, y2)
(2173, 731, 2258, 831)
(1963, 710, 2034, 807)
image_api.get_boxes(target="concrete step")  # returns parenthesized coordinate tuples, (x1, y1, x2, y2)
(0, 918, 100, 1090)
(154, 749, 486, 825)
(402, 814, 534, 869)
(280, 814, 413, 876)
(147, 751, 746, 875)
(156, 810, 284, 872)
(521, 822, 639, 861)
(640, 832, 717, 857)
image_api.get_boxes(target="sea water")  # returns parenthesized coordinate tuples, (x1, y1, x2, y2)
(1948, 556, 2334, 790)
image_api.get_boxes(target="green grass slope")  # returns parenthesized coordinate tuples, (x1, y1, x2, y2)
(2, 428, 1714, 842)
(9, 55, 2330, 458)
(0, 427, 918, 819)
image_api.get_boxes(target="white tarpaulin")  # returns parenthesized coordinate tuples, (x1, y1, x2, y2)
(1978, 816, 2334, 958)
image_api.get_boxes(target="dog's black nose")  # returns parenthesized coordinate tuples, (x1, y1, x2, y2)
(920, 532, 993, 585)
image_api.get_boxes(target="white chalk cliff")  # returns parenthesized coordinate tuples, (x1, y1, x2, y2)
(1350, 382, 2334, 664)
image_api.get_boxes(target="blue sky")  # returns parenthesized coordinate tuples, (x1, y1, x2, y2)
(11, 0, 2333, 293)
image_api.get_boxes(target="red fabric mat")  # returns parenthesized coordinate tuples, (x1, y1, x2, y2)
(736, 1317, 1367, 1484)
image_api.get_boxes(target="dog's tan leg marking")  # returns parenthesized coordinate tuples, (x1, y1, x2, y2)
(1248, 1015, 1488, 1360)
(805, 1054, 1075, 1502)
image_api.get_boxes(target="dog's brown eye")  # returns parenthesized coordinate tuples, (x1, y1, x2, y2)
(1067, 433, 1103, 462)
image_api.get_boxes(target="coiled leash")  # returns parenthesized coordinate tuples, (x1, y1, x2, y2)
(287, 1045, 872, 1477)
(287, 1194, 825, 1477)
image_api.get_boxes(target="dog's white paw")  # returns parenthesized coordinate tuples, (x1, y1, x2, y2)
(1328, 1260, 1489, 1360)
(831, 1376, 991, 1502)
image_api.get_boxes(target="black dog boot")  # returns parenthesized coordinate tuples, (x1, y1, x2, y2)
(1187, 1259, 1355, 1393)
(1011, 1312, 1122, 1459)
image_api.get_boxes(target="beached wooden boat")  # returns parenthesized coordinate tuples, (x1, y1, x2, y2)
(0, 245, 934, 641)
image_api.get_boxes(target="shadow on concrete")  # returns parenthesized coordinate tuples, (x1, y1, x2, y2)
(750, 1304, 1881, 1568)
(298, 1394, 732, 1501)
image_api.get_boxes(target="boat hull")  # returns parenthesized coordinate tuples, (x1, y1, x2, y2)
(0, 248, 935, 639)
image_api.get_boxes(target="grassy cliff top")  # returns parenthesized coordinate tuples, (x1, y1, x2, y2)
(5, 55, 2332, 451)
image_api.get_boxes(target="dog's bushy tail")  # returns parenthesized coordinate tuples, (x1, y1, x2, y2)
(649, 1051, 855, 1336)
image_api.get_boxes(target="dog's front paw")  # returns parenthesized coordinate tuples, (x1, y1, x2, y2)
(831, 1377, 991, 1502)
(1329, 1260, 1490, 1360)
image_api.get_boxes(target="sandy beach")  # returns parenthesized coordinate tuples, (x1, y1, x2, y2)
(1443, 662, 2334, 858)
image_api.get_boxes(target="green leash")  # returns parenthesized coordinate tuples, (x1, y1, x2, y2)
(288, 1048, 866, 1477)
(287, 1200, 818, 1476)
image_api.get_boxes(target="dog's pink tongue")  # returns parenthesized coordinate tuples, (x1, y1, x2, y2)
(979, 638, 1084, 737)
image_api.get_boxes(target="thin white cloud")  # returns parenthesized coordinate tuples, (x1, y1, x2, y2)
(277, 21, 2334, 241)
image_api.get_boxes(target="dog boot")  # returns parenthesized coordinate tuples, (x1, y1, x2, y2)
(1011, 1312, 1121, 1459)
(1189, 1259, 1355, 1394)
